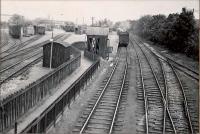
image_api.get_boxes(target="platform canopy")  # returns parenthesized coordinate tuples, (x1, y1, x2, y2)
(86, 27, 109, 36)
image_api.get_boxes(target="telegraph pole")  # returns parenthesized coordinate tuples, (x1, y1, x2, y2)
(91, 17, 95, 26)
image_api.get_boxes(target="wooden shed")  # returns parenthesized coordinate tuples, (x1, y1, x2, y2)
(86, 27, 110, 59)
(43, 41, 70, 68)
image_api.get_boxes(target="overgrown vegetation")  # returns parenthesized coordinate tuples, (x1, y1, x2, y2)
(130, 8, 199, 60)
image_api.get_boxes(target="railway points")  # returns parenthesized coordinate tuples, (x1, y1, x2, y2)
(0, 5, 198, 133)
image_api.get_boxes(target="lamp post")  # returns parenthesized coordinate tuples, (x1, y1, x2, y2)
(49, 16, 54, 69)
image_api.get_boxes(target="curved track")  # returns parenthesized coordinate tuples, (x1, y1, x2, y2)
(73, 47, 128, 134)
(0, 33, 65, 62)
(131, 37, 194, 134)
(1, 35, 42, 57)
(0, 33, 69, 86)
(136, 38, 199, 81)
(131, 39, 176, 134)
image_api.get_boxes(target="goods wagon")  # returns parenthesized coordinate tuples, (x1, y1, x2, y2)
(34, 25, 46, 35)
(23, 26, 34, 36)
(9, 25, 22, 38)
(118, 31, 129, 47)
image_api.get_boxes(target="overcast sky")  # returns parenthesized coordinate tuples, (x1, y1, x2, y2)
(2, 0, 199, 24)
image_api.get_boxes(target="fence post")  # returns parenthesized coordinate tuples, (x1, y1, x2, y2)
(54, 106, 56, 127)
(14, 121, 17, 134)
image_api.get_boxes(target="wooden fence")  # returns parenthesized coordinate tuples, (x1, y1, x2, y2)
(0, 46, 81, 132)
(20, 58, 100, 133)
(84, 49, 99, 61)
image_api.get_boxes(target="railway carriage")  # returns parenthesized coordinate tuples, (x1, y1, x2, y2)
(118, 31, 129, 47)
(8, 24, 22, 38)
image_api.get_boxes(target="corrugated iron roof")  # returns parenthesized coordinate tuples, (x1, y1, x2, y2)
(86, 27, 109, 36)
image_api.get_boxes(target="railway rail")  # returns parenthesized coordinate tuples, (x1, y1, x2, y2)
(0, 54, 42, 85)
(73, 47, 128, 134)
(0, 31, 9, 48)
(0, 33, 68, 86)
(0, 46, 81, 132)
(131, 37, 195, 134)
(131, 39, 176, 134)
(14, 50, 100, 134)
(1, 35, 42, 57)
(0, 38, 11, 49)
(136, 38, 199, 81)
(0, 33, 65, 62)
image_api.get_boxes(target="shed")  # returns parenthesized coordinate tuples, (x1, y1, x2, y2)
(86, 27, 110, 59)
(43, 41, 70, 68)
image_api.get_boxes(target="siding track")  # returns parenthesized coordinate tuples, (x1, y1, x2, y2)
(0, 33, 69, 85)
(73, 47, 129, 134)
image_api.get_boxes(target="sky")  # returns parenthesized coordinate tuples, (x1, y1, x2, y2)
(1, 0, 199, 25)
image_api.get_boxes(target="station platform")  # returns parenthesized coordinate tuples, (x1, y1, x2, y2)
(7, 51, 93, 134)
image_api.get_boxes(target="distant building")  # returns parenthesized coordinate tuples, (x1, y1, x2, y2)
(43, 41, 70, 68)
(86, 27, 111, 59)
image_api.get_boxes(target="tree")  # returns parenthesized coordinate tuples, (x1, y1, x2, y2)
(94, 18, 113, 27)
(130, 7, 198, 60)
(134, 15, 152, 38)
(176, 7, 196, 52)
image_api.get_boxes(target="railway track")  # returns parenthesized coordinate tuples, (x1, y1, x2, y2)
(1, 35, 42, 57)
(131, 37, 195, 134)
(0, 31, 10, 48)
(136, 38, 199, 81)
(131, 39, 175, 134)
(0, 33, 68, 86)
(0, 55, 42, 85)
(0, 40, 9, 49)
(0, 33, 65, 62)
(73, 47, 128, 134)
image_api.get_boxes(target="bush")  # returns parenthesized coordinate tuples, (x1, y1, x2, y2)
(131, 8, 199, 60)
